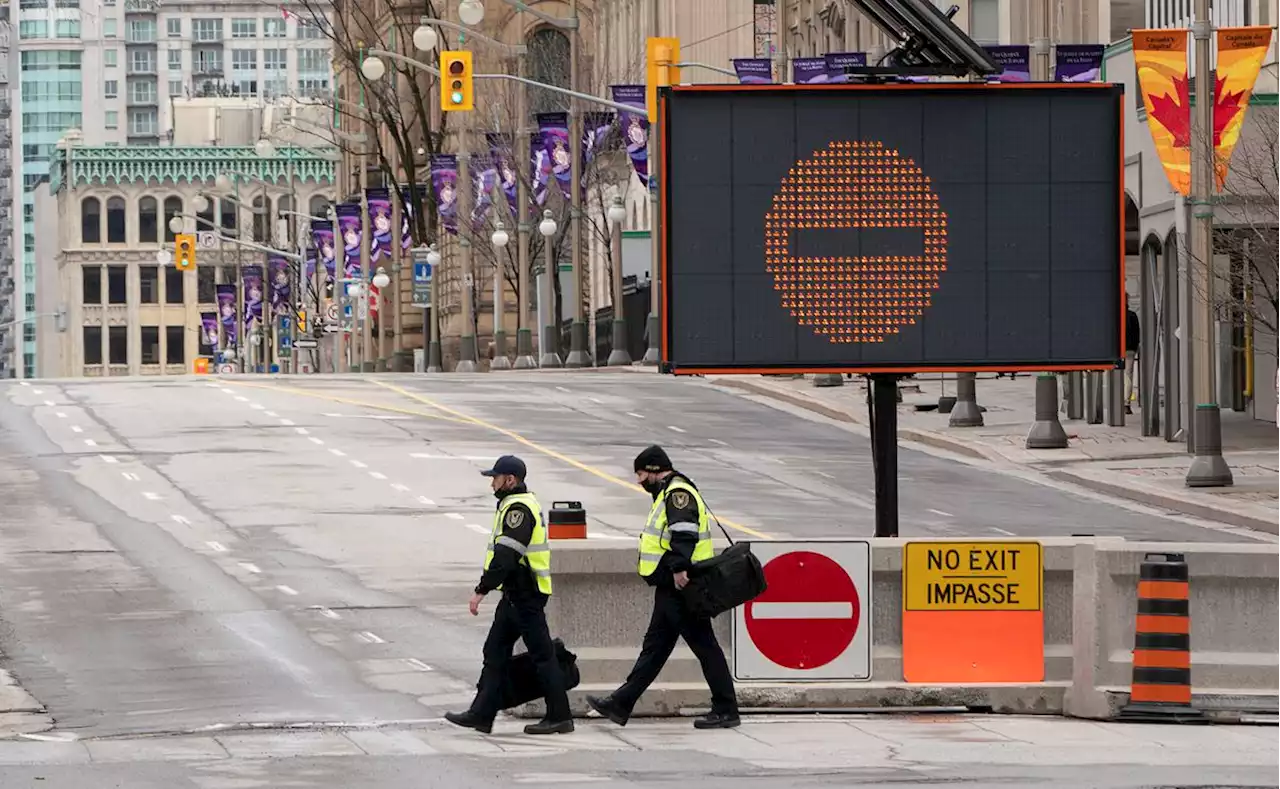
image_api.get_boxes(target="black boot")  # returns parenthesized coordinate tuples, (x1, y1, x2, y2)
(693, 711, 741, 729)
(445, 710, 493, 734)
(524, 718, 575, 735)
(585, 695, 629, 726)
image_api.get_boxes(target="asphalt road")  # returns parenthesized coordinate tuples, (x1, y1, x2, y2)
(0, 372, 1272, 785)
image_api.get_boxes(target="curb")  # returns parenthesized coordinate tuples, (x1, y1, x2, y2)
(1045, 469, 1279, 535)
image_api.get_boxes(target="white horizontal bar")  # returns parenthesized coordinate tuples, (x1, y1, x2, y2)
(750, 602, 854, 620)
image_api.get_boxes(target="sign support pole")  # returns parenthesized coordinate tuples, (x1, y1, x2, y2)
(870, 373, 899, 538)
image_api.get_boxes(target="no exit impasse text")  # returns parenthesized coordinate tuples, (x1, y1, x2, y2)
(903, 542, 1042, 612)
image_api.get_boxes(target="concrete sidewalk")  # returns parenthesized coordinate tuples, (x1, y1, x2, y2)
(704, 373, 1278, 534)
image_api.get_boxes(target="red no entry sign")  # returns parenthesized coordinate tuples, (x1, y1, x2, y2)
(734, 541, 872, 681)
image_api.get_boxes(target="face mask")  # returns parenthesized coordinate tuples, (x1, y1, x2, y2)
(641, 477, 665, 495)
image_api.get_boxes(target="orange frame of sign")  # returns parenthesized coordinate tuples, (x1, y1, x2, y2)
(655, 82, 1127, 376)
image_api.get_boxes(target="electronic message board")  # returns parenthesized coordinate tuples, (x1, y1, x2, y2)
(658, 82, 1125, 375)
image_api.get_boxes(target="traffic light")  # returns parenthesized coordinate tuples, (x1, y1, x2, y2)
(440, 50, 474, 112)
(175, 234, 196, 271)
(646, 37, 680, 121)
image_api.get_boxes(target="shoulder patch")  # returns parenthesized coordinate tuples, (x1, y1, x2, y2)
(504, 507, 526, 528)
(669, 490, 692, 509)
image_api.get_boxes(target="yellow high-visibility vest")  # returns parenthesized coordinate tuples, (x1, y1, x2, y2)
(484, 492, 552, 595)
(637, 478, 713, 577)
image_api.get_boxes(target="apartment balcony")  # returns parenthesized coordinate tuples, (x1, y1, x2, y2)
(124, 0, 160, 13)
(127, 63, 158, 76)
(126, 36, 159, 47)
(193, 63, 224, 77)
(127, 94, 159, 108)
(0, 101, 10, 119)
(0, 163, 12, 180)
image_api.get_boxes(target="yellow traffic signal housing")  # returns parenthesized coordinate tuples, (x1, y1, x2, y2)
(175, 234, 196, 271)
(440, 50, 474, 112)
(646, 37, 680, 121)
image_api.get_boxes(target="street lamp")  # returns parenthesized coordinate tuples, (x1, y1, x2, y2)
(361, 56, 387, 82)
(606, 195, 632, 366)
(538, 210, 561, 368)
(214, 173, 234, 192)
(490, 222, 511, 370)
(168, 215, 184, 235)
(423, 244, 443, 374)
(155, 248, 173, 266)
(413, 24, 438, 52)
(192, 193, 210, 213)
(458, 0, 485, 26)
(372, 267, 391, 289)
(254, 138, 276, 158)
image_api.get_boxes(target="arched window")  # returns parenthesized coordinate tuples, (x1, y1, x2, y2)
(309, 195, 329, 218)
(220, 198, 237, 232)
(138, 196, 158, 243)
(106, 197, 127, 243)
(526, 27, 571, 115)
(252, 194, 268, 242)
(163, 197, 182, 241)
(81, 197, 101, 244)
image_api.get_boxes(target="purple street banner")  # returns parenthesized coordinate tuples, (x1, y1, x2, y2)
(1054, 44, 1104, 82)
(793, 57, 830, 84)
(243, 264, 264, 328)
(825, 52, 867, 83)
(733, 58, 774, 84)
(400, 186, 415, 251)
(200, 312, 218, 348)
(581, 111, 615, 197)
(335, 202, 363, 279)
(310, 218, 337, 289)
(984, 45, 1031, 82)
(531, 136, 552, 207)
(366, 187, 393, 263)
(430, 154, 459, 236)
(268, 254, 290, 312)
(488, 132, 520, 217)
(216, 285, 237, 346)
(469, 155, 498, 231)
(538, 112, 573, 200)
(610, 85, 649, 187)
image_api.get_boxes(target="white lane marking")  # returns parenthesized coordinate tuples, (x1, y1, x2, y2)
(250, 404, 266, 411)
(277, 585, 299, 596)
(626, 412, 644, 419)
(369, 471, 387, 480)
(55, 411, 67, 419)
(329, 448, 346, 457)
(403, 658, 433, 672)
(513, 776, 607, 785)
(391, 483, 410, 492)
(171, 514, 191, 525)
(280, 418, 296, 426)
(239, 562, 262, 574)
(750, 602, 854, 620)
(44, 399, 55, 407)
(409, 453, 491, 460)
(588, 397, 603, 404)
(122, 472, 140, 481)
(417, 496, 435, 506)
(265, 411, 279, 418)
(990, 527, 1015, 536)
(708, 438, 729, 446)
(100, 454, 117, 463)
(465, 523, 490, 535)
(358, 631, 386, 644)
(313, 606, 340, 620)
(295, 427, 310, 435)
(928, 508, 954, 518)
(71, 425, 83, 433)
(84, 439, 98, 448)
(219, 388, 234, 394)
(142, 492, 161, 501)
(309, 437, 325, 445)
(20, 382, 30, 387)
(555, 386, 571, 393)
(445, 513, 464, 520)
(207, 541, 227, 553)
(816, 471, 835, 479)
(234, 396, 249, 402)
(323, 412, 413, 421)
(668, 425, 686, 433)
(350, 460, 368, 469)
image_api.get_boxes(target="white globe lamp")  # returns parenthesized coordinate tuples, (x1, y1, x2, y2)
(192, 193, 210, 213)
(413, 24, 438, 52)
(168, 215, 184, 234)
(538, 210, 557, 238)
(155, 248, 173, 266)
(360, 56, 387, 82)
(458, 0, 486, 26)
(372, 267, 391, 289)
(425, 246, 441, 267)
(348, 282, 364, 298)
(491, 222, 509, 248)
(607, 195, 626, 225)
(254, 138, 276, 158)
(215, 173, 234, 192)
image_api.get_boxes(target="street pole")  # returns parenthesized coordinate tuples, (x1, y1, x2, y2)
(514, 28, 536, 370)
(1184, 0, 1233, 487)
(491, 222, 511, 369)
(457, 134, 479, 372)
(540, 210, 562, 367)
(606, 196, 632, 366)
(427, 248, 443, 372)
(564, 0, 589, 368)
(641, 0, 662, 366)
(774, 0, 789, 83)
(360, 156, 374, 372)
(390, 146, 404, 371)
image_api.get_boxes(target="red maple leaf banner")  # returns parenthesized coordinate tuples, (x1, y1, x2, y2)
(1147, 75, 1192, 148)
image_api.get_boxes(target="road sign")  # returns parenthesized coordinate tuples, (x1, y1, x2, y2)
(733, 541, 871, 682)
(196, 231, 218, 249)
(903, 542, 1042, 612)
(295, 338, 318, 349)
(217, 363, 235, 374)
(412, 254, 433, 308)
(326, 304, 339, 322)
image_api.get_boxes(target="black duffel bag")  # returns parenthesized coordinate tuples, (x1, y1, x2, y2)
(489, 638, 582, 710)
(681, 513, 768, 620)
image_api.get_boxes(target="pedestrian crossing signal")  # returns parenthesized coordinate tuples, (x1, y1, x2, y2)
(440, 50, 474, 112)
(175, 234, 196, 271)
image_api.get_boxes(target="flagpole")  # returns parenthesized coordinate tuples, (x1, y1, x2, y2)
(1184, 0, 1233, 486)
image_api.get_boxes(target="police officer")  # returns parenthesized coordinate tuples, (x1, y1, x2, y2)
(586, 445, 740, 729)
(445, 455, 574, 735)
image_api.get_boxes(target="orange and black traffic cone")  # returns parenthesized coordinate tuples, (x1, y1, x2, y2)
(1118, 552, 1206, 723)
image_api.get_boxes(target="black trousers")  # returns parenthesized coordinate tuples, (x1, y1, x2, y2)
(612, 585, 737, 717)
(470, 593, 571, 723)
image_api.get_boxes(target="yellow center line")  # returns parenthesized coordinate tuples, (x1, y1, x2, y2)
(369, 380, 774, 541)
(217, 378, 474, 425)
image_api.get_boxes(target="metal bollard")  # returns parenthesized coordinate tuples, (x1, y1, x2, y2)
(1026, 374, 1069, 449)
(1085, 371, 1104, 424)
(1066, 371, 1084, 420)
(1185, 405, 1234, 487)
(1106, 368, 1126, 427)
(948, 372, 983, 427)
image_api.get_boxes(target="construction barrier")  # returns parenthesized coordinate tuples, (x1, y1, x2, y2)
(1119, 552, 1204, 722)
